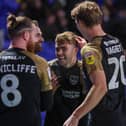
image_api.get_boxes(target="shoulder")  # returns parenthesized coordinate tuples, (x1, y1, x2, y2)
(81, 44, 101, 65)
(35, 55, 48, 64)
(81, 44, 97, 56)
(0, 49, 10, 55)
(48, 58, 58, 66)
(23, 51, 48, 66)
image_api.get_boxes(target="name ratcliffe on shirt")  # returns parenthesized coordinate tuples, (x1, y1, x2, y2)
(0, 48, 52, 126)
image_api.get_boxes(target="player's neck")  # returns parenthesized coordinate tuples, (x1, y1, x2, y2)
(9, 38, 27, 50)
(66, 57, 77, 68)
(88, 25, 106, 41)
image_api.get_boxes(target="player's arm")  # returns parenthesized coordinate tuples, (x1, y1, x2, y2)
(74, 70, 107, 117)
(48, 60, 61, 92)
(40, 61, 53, 111)
(63, 47, 108, 126)
(40, 90, 53, 111)
(63, 70, 107, 126)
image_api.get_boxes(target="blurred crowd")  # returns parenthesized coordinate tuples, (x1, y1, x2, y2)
(0, 0, 126, 50)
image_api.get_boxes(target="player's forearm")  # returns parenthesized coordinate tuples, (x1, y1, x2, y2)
(72, 84, 107, 120)
(40, 90, 53, 111)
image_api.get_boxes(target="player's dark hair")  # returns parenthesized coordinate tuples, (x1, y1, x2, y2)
(7, 14, 33, 39)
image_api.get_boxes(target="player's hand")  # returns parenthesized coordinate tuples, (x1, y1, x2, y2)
(63, 114, 79, 126)
(51, 71, 60, 91)
(75, 35, 87, 48)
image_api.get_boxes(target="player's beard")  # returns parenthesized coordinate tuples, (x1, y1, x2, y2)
(34, 42, 42, 53)
(27, 41, 42, 53)
(27, 41, 34, 53)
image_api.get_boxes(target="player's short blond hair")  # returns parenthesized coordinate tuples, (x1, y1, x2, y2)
(55, 31, 78, 47)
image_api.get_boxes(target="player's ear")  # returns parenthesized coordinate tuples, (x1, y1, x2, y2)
(73, 45, 79, 55)
(22, 31, 30, 41)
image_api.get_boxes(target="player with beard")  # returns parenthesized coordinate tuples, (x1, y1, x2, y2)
(26, 20, 43, 53)
(0, 14, 53, 126)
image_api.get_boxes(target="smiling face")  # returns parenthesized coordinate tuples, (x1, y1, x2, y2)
(27, 23, 44, 53)
(55, 41, 78, 67)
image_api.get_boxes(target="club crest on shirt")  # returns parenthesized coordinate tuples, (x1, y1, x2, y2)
(69, 75, 79, 85)
(84, 51, 95, 65)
